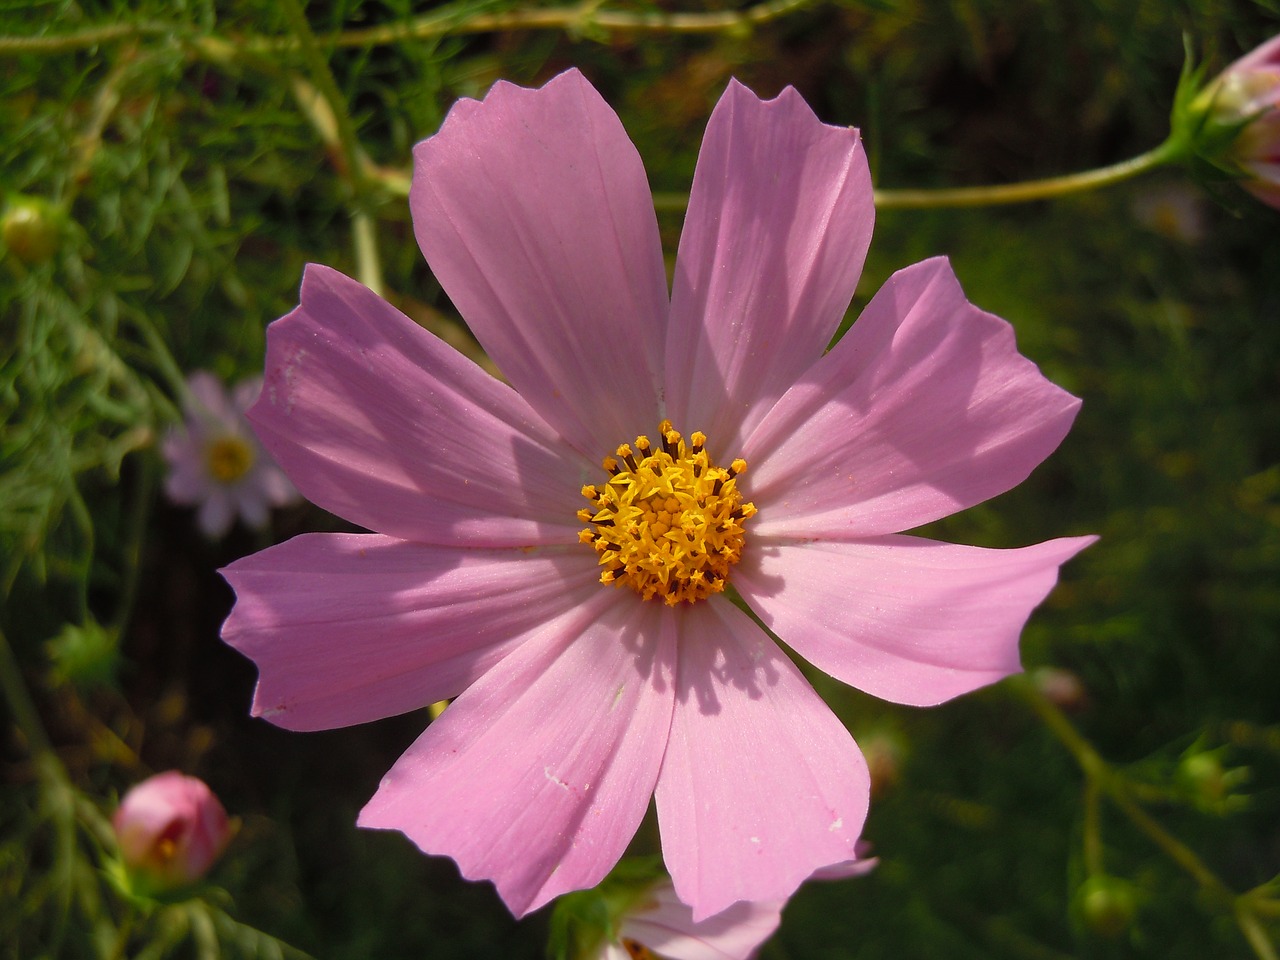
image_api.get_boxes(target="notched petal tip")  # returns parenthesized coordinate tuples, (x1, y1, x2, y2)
(409, 64, 668, 457)
(745, 253, 1084, 539)
(738, 534, 1097, 708)
(666, 72, 874, 453)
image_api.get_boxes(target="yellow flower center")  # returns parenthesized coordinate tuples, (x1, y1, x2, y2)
(622, 938, 656, 960)
(205, 435, 255, 484)
(578, 420, 756, 606)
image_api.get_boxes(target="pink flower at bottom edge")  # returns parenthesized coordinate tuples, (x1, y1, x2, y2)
(602, 880, 783, 960)
(221, 69, 1094, 921)
(163, 371, 298, 538)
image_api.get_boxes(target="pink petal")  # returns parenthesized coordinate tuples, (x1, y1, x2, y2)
(220, 533, 599, 731)
(162, 434, 212, 504)
(655, 599, 869, 921)
(809, 855, 878, 880)
(1224, 32, 1280, 75)
(743, 257, 1082, 538)
(357, 592, 677, 918)
(231, 376, 263, 416)
(664, 79, 874, 460)
(735, 534, 1097, 707)
(255, 462, 298, 508)
(197, 492, 234, 538)
(411, 69, 668, 458)
(621, 881, 783, 960)
(232, 485, 270, 529)
(252, 264, 589, 547)
(186, 370, 236, 425)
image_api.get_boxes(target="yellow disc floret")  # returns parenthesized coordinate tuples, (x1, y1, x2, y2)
(205, 435, 255, 485)
(578, 420, 756, 606)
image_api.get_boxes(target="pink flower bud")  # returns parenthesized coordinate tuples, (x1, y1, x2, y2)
(112, 771, 230, 891)
(1201, 35, 1280, 208)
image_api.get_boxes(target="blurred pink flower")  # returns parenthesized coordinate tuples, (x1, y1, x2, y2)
(113, 771, 230, 891)
(163, 371, 297, 537)
(222, 70, 1093, 920)
(1200, 34, 1280, 208)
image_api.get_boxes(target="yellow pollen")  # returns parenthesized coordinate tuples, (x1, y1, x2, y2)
(580, 420, 756, 605)
(622, 938, 657, 960)
(205, 435, 255, 484)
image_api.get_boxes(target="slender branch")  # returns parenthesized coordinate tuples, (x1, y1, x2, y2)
(0, 20, 173, 55)
(1016, 677, 1228, 895)
(1082, 779, 1103, 875)
(352, 211, 385, 298)
(306, 0, 815, 49)
(1238, 908, 1280, 960)
(277, 0, 388, 293)
(0, 626, 54, 760)
(0, 0, 816, 57)
(66, 48, 138, 203)
(1014, 677, 1278, 958)
(276, 0, 369, 198)
(874, 142, 1180, 209)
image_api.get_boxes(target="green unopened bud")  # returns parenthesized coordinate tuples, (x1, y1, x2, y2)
(1175, 35, 1280, 208)
(47, 619, 120, 690)
(2, 196, 64, 264)
(1177, 747, 1250, 813)
(1077, 874, 1137, 939)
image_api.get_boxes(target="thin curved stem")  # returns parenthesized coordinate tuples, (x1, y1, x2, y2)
(0, 0, 815, 57)
(310, 0, 813, 49)
(0, 21, 173, 55)
(874, 141, 1181, 209)
(1013, 676, 1277, 958)
(277, 0, 369, 199)
(1016, 677, 1225, 894)
(0, 626, 54, 760)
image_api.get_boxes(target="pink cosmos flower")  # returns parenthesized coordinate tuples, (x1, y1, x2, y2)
(163, 371, 298, 538)
(221, 69, 1094, 920)
(113, 771, 231, 891)
(1199, 34, 1280, 208)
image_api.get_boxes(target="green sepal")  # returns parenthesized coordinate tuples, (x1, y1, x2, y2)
(547, 856, 667, 960)
(1169, 34, 1269, 181)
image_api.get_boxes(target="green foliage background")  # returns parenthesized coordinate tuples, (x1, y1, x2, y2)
(3, 1, 1280, 958)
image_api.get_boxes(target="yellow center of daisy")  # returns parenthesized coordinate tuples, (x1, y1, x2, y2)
(205, 435, 255, 484)
(578, 420, 756, 606)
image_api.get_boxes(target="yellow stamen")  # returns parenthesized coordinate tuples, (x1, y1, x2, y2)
(580, 421, 756, 605)
(205, 435, 255, 484)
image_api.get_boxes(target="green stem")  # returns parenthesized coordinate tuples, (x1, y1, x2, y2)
(1016, 677, 1226, 895)
(874, 141, 1181, 209)
(0, 20, 173, 54)
(1082, 779, 1103, 876)
(1014, 677, 1278, 959)
(1238, 908, 1280, 960)
(0, 626, 55, 761)
(129, 308, 195, 409)
(304, 0, 814, 49)
(276, 0, 368, 199)
(107, 451, 155, 637)
(0, 1, 815, 56)
(352, 211, 385, 298)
